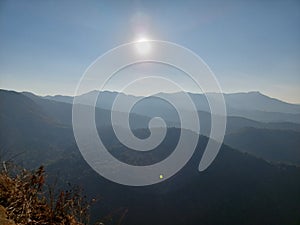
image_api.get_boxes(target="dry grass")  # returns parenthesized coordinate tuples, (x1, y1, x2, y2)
(0, 164, 91, 225)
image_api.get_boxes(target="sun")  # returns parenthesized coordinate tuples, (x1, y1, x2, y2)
(134, 36, 152, 55)
(136, 37, 149, 43)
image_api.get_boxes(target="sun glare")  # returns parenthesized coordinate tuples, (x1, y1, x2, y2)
(136, 37, 149, 43)
(135, 36, 151, 55)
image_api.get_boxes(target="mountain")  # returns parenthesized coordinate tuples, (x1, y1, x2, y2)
(47, 129, 300, 225)
(23, 91, 74, 125)
(0, 90, 74, 166)
(1, 89, 300, 224)
(223, 91, 300, 114)
(191, 112, 300, 136)
(4, 89, 300, 166)
(44, 94, 73, 104)
(224, 127, 300, 165)
(227, 107, 300, 124)
(43, 90, 300, 124)
(26, 89, 300, 134)
(24, 91, 166, 129)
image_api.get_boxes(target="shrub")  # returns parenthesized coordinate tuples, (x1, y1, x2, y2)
(0, 164, 91, 225)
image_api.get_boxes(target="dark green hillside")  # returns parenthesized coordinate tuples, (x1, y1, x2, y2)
(0, 90, 74, 167)
(225, 127, 300, 165)
(47, 130, 300, 225)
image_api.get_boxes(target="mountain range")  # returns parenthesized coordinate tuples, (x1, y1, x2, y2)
(26, 89, 300, 165)
(1, 89, 300, 224)
(44, 90, 300, 123)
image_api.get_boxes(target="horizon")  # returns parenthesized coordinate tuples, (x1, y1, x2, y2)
(1, 87, 299, 105)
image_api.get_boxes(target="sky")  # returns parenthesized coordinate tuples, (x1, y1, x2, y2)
(0, 0, 299, 103)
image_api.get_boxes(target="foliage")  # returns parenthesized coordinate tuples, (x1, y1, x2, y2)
(0, 163, 92, 225)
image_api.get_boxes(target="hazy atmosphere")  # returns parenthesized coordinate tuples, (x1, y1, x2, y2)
(0, 0, 300, 102)
(0, 1, 300, 225)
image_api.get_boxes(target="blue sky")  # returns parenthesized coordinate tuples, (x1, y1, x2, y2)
(0, 0, 299, 103)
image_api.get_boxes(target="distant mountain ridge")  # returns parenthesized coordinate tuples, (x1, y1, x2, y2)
(1, 89, 299, 167)
(223, 91, 300, 114)
(21, 89, 300, 133)
(43, 90, 300, 124)
(44, 90, 300, 113)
